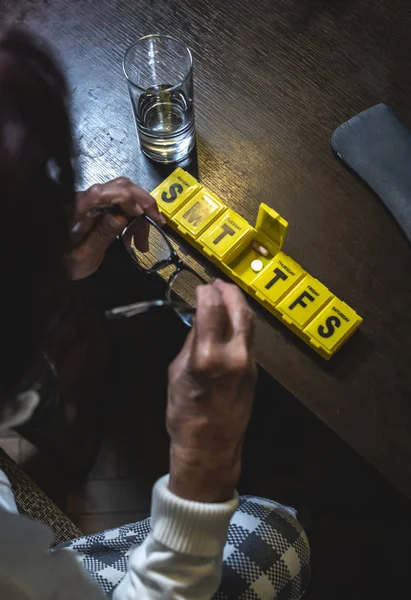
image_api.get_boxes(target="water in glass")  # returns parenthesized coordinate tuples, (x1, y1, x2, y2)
(136, 85, 195, 162)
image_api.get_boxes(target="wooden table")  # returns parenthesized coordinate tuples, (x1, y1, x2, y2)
(4, 0, 411, 497)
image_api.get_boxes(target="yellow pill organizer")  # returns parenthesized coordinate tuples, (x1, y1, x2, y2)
(151, 168, 363, 359)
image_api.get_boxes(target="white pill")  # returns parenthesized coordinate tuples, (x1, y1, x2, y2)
(251, 259, 264, 273)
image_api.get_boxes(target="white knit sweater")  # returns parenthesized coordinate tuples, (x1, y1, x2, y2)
(0, 470, 238, 600)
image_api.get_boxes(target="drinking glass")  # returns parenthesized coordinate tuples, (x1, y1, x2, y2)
(123, 34, 196, 163)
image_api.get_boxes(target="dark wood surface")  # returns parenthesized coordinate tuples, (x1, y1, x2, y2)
(3, 0, 411, 497)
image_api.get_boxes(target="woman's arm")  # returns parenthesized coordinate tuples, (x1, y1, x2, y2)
(115, 281, 256, 600)
(114, 476, 238, 600)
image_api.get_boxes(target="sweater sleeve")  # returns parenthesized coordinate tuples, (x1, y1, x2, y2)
(113, 475, 238, 600)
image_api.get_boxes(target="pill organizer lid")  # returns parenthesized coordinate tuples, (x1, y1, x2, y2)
(255, 203, 288, 253)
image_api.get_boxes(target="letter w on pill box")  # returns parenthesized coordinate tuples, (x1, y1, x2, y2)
(152, 168, 363, 359)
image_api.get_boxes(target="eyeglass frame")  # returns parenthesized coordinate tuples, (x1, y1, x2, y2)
(121, 214, 208, 302)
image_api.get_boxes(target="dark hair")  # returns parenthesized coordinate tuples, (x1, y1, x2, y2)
(0, 29, 75, 396)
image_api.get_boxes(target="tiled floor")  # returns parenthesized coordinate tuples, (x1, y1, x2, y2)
(0, 429, 151, 534)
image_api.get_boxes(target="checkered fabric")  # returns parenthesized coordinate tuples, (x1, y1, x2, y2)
(57, 496, 310, 600)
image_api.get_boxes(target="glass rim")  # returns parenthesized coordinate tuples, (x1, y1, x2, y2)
(122, 33, 193, 93)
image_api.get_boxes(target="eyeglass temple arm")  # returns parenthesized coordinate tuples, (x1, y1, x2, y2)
(105, 300, 196, 319)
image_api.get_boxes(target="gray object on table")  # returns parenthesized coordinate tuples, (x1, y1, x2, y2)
(332, 103, 411, 243)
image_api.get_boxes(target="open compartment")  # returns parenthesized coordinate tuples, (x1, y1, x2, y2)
(223, 204, 289, 288)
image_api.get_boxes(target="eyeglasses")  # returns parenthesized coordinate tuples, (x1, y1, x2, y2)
(105, 215, 207, 326)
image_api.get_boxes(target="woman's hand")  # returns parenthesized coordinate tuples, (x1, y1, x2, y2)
(167, 280, 257, 503)
(65, 177, 165, 280)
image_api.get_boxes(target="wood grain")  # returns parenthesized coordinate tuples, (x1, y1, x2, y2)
(2, 0, 411, 496)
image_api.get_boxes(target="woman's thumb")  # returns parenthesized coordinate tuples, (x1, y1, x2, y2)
(86, 213, 128, 252)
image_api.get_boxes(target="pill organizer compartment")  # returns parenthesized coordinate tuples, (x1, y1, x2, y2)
(225, 204, 289, 286)
(227, 240, 275, 285)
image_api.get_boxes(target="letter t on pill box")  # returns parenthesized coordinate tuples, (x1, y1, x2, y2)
(199, 209, 254, 260)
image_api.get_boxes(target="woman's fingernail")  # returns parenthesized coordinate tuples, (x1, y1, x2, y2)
(105, 213, 128, 229)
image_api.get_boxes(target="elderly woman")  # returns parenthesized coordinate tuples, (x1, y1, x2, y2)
(0, 29, 309, 600)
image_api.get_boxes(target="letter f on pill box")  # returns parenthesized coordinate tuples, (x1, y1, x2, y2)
(277, 275, 333, 329)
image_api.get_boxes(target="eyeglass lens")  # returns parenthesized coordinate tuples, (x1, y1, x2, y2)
(123, 218, 207, 327)
(122, 219, 172, 270)
(167, 270, 205, 327)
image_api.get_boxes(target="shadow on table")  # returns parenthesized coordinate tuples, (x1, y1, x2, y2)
(141, 142, 200, 183)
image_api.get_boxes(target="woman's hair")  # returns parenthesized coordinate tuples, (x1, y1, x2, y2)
(0, 28, 75, 396)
